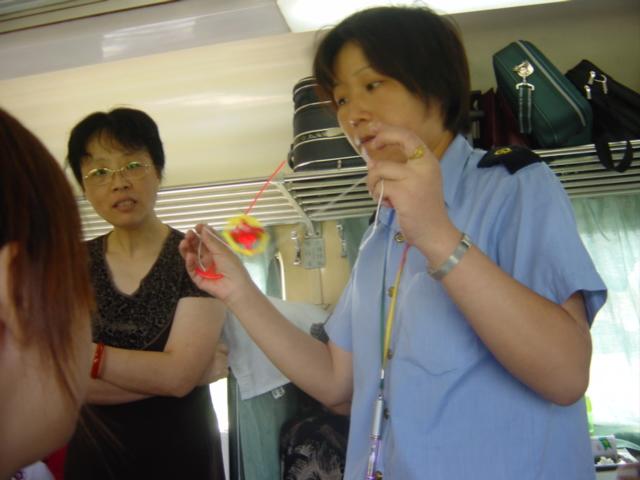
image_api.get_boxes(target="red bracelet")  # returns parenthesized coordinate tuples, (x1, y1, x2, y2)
(90, 343, 105, 379)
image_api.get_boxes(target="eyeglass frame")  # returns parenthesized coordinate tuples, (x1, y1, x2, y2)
(82, 160, 154, 186)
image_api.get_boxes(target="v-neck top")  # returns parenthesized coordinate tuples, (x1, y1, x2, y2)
(65, 227, 225, 479)
(88, 227, 209, 351)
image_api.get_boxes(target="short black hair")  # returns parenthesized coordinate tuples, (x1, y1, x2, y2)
(313, 6, 470, 134)
(67, 107, 165, 187)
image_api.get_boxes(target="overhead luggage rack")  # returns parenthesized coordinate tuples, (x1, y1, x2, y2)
(540, 139, 640, 197)
(77, 178, 309, 240)
(78, 140, 640, 239)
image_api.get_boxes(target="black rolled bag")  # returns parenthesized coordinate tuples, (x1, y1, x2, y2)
(288, 77, 364, 172)
(566, 59, 640, 172)
(493, 40, 593, 148)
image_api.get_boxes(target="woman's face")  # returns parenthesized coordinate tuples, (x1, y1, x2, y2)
(332, 42, 450, 162)
(80, 133, 161, 230)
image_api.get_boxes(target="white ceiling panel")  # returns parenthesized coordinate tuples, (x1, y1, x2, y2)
(0, 0, 288, 80)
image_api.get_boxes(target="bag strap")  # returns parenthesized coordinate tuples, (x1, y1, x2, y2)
(594, 138, 633, 173)
(590, 80, 634, 172)
(517, 84, 533, 135)
(514, 61, 535, 135)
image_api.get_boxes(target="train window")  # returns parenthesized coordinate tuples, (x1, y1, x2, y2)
(573, 193, 640, 447)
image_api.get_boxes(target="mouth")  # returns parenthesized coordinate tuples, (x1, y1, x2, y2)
(112, 198, 137, 210)
(358, 135, 375, 147)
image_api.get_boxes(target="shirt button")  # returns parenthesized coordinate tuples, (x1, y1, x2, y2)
(387, 286, 395, 297)
(383, 407, 390, 420)
(375, 471, 383, 480)
(393, 232, 405, 243)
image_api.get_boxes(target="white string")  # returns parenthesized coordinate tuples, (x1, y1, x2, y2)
(373, 179, 384, 232)
(193, 229, 207, 270)
(358, 179, 384, 249)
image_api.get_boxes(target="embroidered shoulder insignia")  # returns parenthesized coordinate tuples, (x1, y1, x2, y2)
(477, 145, 541, 174)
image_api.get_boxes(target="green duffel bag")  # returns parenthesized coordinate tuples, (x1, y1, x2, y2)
(493, 40, 593, 148)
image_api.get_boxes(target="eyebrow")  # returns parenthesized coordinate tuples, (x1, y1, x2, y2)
(334, 64, 374, 88)
(353, 64, 373, 76)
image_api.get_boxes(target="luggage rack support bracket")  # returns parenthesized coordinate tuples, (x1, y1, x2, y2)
(273, 181, 315, 235)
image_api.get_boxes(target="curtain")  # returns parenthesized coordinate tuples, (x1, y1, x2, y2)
(571, 193, 640, 443)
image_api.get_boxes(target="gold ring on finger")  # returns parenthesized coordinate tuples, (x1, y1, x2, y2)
(408, 144, 426, 160)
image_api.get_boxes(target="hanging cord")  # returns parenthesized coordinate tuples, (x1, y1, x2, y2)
(244, 159, 287, 215)
(381, 242, 410, 372)
(367, 242, 410, 479)
(359, 179, 385, 250)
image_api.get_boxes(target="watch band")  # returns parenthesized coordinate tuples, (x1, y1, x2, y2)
(428, 232, 472, 280)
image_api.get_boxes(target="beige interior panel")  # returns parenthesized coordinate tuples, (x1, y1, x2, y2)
(274, 222, 353, 308)
(0, 30, 318, 192)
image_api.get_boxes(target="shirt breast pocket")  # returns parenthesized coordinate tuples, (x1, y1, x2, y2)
(397, 273, 483, 375)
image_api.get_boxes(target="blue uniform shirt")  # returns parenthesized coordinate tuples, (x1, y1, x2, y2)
(326, 135, 607, 479)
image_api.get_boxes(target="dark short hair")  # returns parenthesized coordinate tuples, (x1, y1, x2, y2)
(67, 107, 165, 187)
(0, 107, 93, 406)
(313, 6, 470, 134)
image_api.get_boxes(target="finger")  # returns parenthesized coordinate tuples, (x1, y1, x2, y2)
(183, 251, 200, 275)
(366, 160, 409, 196)
(366, 124, 429, 163)
(193, 225, 230, 258)
(179, 234, 197, 257)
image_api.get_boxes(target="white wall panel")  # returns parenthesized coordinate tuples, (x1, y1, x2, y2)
(0, 0, 288, 78)
(0, 30, 316, 190)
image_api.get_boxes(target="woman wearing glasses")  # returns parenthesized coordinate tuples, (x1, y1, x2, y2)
(63, 108, 226, 479)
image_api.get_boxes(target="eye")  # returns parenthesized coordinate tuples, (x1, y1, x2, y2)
(88, 167, 111, 178)
(335, 96, 348, 107)
(125, 161, 144, 171)
(366, 81, 382, 92)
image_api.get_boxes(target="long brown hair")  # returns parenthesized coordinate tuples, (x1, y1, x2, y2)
(0, 108, 94, 406)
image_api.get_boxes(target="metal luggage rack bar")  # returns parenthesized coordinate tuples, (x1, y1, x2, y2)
(540, 139, 640, 197)
(78, 140, 639, 239)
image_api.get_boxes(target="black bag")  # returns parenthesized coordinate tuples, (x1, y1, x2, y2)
(566, 60, 640, 172)
(288, 77, 363, 172)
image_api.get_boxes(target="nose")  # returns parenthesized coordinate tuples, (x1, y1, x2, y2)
(110, 168, 131, 190)
(336, 107, 366, 142)
(342, 95, 371, 130)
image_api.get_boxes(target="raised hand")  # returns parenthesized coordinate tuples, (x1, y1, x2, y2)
(361, 122, 455, 250)
(179, 224, 258, 306)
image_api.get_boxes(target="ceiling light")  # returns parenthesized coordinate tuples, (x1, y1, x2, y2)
(276, 0, 569, 32)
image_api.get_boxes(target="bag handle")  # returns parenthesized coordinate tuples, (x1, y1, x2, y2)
(595, 138, 633, 173)
(514, 61, 534, 135)
(577, 69, 634, 173)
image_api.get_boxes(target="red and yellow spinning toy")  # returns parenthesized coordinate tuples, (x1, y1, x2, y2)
(195, 159, 286, 280)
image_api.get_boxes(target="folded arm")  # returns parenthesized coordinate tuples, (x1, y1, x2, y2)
(94, 297, 225, 398)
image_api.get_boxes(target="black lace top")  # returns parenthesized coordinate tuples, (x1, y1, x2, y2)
(88, 227, 209, 350)
(64, 228, 225, 479)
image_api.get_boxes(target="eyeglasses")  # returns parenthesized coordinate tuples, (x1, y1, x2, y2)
(83, 161, 152, 187)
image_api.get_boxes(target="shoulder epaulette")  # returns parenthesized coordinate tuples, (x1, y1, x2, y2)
(477, 145, 541, 174)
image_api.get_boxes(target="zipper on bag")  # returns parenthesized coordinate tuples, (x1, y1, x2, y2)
(515, 40, 587, 127)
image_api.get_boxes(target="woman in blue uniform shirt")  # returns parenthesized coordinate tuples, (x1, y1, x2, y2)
(181, 6, 607, 479)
